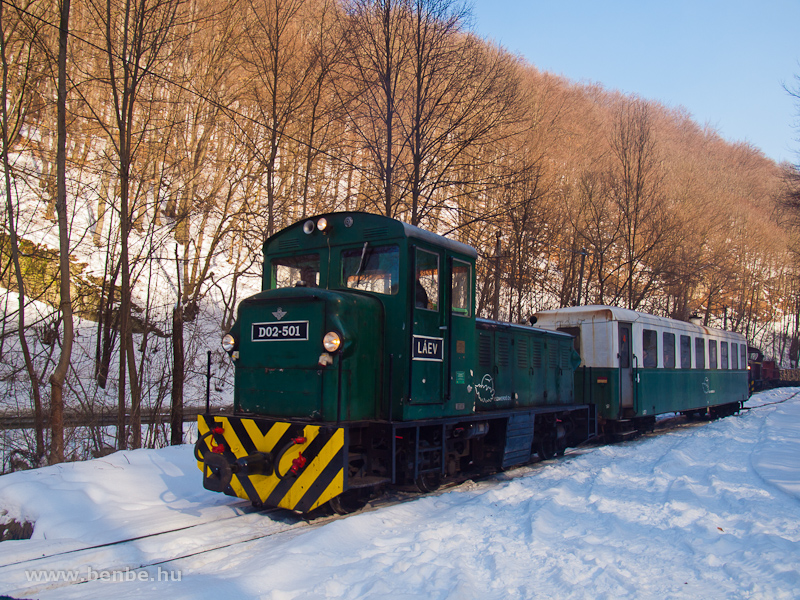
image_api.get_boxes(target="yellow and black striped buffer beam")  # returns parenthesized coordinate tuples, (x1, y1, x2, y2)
(197, 414, 346, 513)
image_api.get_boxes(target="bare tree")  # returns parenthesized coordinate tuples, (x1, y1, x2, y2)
(48, 0, 73, 464)
(401, 11, 519, 226)
(576, 170, 623, 306)
(83, 0, 184, 449)
(235, 0, 324, 236)
(294, 0, 343, 218)
(0, 0, 50, 462)
(607, 97, 675, 309)
(336, 0, 520, 225)
(337, 0, 411, 217)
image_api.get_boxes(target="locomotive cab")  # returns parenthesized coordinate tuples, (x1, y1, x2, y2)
(222, 212, 478, 423)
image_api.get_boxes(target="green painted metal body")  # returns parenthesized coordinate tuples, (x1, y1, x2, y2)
(535, 305, 749, 424)
(474, 321, 579, 411)
(228, 212, 484, 424)
(231, 288, 383, 421)
(578, 366, 749, 420)
(636, 368, 748, 416)
(575, 367, 619, 420)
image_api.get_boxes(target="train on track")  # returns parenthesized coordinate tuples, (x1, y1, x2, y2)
(195, 212, 749, 514)
(747, 346, 800, 392)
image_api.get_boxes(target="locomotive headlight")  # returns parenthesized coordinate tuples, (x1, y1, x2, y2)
(322, 331, 341, 352)
(303, 220, 315, 234)
(222, 334, 236, 353)
(316, 217, 328, 232)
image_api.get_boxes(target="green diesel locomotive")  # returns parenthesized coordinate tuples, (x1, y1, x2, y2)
(196, 213, 594, 513)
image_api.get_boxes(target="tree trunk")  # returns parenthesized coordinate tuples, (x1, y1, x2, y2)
(1, 0, 45, 461)
(48, 0, 72, 465)
(171, 301, 184, 445)
(492, 231, 501, 321)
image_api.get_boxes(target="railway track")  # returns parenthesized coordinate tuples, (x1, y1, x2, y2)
(0, 407, 753, 597)
(0, 459, 563, 597)
(0, 503, 320, 597)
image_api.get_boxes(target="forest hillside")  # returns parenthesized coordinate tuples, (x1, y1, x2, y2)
(1, 0, 799, 467)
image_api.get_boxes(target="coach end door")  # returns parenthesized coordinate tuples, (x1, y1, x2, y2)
(618, 322, 634, 411)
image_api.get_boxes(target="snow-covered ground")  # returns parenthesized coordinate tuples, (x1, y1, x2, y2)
(1, 389, 799, 599)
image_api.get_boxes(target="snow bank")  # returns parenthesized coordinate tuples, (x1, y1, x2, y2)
(0, 445, 243, 547)
(1, 389, 799, 599)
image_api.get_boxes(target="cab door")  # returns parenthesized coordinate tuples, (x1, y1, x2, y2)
(447, 258, 475, 411)
(409, 247, 445, 404)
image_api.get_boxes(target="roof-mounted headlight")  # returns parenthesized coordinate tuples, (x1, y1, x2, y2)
(323, 331, 341, 352)
(303, 220, 315, 234)
(317, 217, 328, 232)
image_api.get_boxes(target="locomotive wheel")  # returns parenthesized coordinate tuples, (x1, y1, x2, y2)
(415, 472, 441, 493)
(537, 437, 556, 461)
(328, 490, 367, 515)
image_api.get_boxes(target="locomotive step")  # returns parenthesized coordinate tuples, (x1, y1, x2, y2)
(615, 429, 639, 442)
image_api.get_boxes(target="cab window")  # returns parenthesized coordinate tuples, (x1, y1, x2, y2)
(272, 254, 320, 288)
(415, 249, 439, 311)
(451, 260, 471, 316)
(342, 244, 399, 295)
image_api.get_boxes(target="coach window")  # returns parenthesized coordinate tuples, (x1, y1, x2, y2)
(451, 259, 471, 316)
(709, 340, 718, 369)
(695, 338, 705, 369)
(272, 254, 320, 289)
(680, 335, 691, 369)
(643, 329, 657, 368)
(342, 245, 399, 295)
(559, 327, 581, 354)
(721, 342, 729, 369)
(731, 343, 739, 369)
(740, 345, 747, 369)
(415, 249, 439, 311)
(619, 328, 630, 369)
(663, 332, 676, 368)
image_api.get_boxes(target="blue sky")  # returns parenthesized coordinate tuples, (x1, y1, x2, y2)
(468, 0, 800, 165)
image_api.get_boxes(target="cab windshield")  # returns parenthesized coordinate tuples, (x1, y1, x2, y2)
(342, 244, 399, 295)
(272, 254, 320, 288)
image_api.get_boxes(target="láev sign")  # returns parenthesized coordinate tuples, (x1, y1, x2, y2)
(412, 335, 444, 362)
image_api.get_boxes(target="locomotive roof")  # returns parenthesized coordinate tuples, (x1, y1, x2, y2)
(264, 212, 477, 259)
(534, 305, 746, 341)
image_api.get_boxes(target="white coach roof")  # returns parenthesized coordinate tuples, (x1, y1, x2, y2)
(534, 305, 746, 342)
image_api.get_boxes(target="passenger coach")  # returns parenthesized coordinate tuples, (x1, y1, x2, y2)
(533, 306, 749, 433)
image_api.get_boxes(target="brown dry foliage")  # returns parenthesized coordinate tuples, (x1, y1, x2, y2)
(3, 0, 796, 343)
